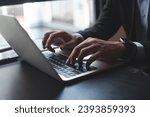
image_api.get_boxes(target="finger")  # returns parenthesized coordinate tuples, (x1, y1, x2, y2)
(77, 45, 97, 63)
(45, 32, 63, 52)
(53, 37, 65, 46)
(66, 46, 81, 65)
(66, 41, 92, 64)
(42, 31, 55, 49)
(60, 40, 76, 50)
(46, 31, 69, 47)
(86, 51, 101, 67)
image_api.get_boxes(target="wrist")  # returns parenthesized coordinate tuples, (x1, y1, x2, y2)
(72, 34, 83, 45)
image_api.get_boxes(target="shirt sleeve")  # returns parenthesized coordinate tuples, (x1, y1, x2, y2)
(72, 33, 85, 40)
(77, 0, 121, 40)
(133, 42, 145, 60)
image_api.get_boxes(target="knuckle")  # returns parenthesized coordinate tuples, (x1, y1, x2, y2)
(86, 37, 90, 40)
(58, 30, 67, 35)
(87, 38, 96, 43)
(80, 48, 86, 54)
(59, 30, 65, 33)
(86, 37, 92, 42)
(91, 40, 97, 43)
(92, 43, 99, 48)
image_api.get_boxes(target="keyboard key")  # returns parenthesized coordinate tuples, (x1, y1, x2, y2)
(47, 53, 97, 78)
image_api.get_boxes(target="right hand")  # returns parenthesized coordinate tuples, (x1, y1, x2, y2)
(42, 30, 83, 52)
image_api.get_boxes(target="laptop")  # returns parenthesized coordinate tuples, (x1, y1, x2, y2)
(0, 15, 121, 82)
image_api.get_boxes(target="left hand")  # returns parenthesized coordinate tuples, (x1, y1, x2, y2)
(66, 38, 125, 66)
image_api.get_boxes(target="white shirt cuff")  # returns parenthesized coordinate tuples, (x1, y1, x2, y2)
(133, 42, 145, 59)
(72, 33, 84, 40)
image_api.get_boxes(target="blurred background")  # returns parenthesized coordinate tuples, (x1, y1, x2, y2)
(0, 0, 97, 50)
(0, 0, 125, 52)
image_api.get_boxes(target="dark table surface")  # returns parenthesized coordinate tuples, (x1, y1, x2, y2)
(0, 60, 150, 100)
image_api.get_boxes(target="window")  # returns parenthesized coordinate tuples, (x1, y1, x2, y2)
(0, 0, 95, 50)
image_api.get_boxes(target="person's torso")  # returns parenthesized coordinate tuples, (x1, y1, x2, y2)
(117, 0, 150, 41)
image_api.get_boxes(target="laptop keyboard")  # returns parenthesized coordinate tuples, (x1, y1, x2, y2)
(46, 53, 97, 78)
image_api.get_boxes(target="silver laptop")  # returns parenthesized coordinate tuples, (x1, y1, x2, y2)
(0, 15, 121, 82)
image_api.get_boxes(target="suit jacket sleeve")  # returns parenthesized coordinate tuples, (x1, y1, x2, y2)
(78, 0, 121, 40)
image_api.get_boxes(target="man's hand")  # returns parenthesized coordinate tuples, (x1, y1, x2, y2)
(42, 30, 83, 52)
(66, 38, 125, 66)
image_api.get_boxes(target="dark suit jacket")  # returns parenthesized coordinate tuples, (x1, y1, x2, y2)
(78, 0, 150, 59)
